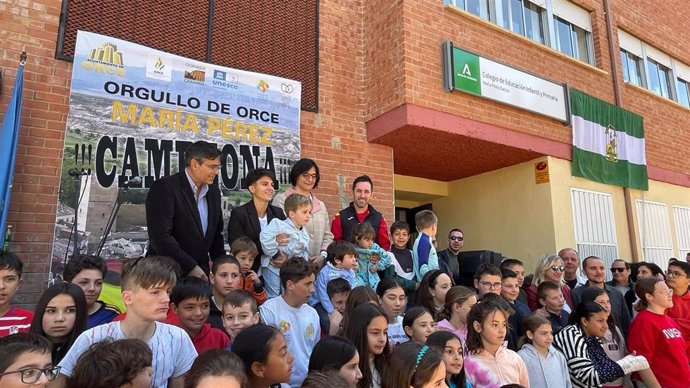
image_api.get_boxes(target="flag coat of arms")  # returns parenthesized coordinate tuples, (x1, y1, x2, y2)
(570, 88, 648, 190)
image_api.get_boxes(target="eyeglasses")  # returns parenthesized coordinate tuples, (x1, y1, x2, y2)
(667, 271, 688, 278)
(301, 172, 319, 180)
(0, 366, 61, 384)
(479, 281, 502, 290)
(549, 266, 565, 272)
(203, 163, 221, 171)
(610, 268, 626, 273)
(449, 236, 464, 242)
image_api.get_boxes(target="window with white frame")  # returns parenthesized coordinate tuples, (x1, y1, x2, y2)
(445, 0, 591, 64)
(552, 0, 594, 65)
(445, 0, 491, 19)
(647, 58, 674, 98)
(571, 189, 619, 281)
(677, 78, 690, 108)
(621, 49, 644, 87)
(618, 29, 690, 107)
(636, 200, 674, 268)
(673, 206, 690, 260)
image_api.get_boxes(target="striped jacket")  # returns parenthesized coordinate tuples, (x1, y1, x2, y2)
(553, 324, 624, 388)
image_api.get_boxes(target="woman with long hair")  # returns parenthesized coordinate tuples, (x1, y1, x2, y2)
(526, 254, 573, 312)
(29, 282, 88, 364)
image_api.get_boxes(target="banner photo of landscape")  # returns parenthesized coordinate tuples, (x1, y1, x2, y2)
(51, 31, 301, 277)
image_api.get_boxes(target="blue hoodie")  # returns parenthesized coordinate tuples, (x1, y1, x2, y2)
(517, 343, 572, 388)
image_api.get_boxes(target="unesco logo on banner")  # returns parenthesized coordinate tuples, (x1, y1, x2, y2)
(145, 55, 172, 82)
(211, 69, 239, 90)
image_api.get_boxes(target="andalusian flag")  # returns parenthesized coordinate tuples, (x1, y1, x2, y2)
(571, 89, 648, 190)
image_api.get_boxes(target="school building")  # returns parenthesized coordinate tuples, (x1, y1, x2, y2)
(1, 0, 689, 305)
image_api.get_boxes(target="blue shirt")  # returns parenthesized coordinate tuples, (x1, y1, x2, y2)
(185, 169, 209, 235)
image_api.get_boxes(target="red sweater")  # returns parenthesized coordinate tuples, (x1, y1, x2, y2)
(0, 306, 33, 337)
(627, 309, 690, 388)
(666, 291, 690, 360)
(191, 323, 230, 354)
(239, 273, 267, 306)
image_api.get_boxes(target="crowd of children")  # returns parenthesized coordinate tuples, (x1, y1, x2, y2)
(2, 202, 690, 388)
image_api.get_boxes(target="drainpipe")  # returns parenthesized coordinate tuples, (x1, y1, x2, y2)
(603, 0, 639, 262)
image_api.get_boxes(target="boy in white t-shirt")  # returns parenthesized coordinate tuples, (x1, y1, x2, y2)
(55, 256, 197, 388)
(259, 257, 320, 388)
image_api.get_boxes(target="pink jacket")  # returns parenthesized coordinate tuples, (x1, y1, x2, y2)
(465, 346, 530, 388)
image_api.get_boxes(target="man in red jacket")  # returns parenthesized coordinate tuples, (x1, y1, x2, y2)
(331, 175, 390, 250)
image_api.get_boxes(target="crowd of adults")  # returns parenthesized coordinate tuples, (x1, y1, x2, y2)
(1, 140, 689, 388)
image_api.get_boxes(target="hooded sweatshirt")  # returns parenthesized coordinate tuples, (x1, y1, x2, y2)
(465, 346, 530, 388)
(518, 344, 572, 388)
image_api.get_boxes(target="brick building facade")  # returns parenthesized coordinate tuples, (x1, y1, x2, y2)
(1, 0, 688, 305)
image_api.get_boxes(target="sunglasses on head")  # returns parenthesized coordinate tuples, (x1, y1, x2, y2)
(610, 268, 626, 273)
(550, 265, 565, 272)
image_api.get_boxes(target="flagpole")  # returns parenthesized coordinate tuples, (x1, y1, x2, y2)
(0, 52, 27, 240)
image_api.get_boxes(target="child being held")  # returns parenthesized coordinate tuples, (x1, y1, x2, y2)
(260, 193, 312, 298)
(517, 314, 571, 388)
(171, 277, 230, 353)
(352, 223, 391, 289)
(310, 241, 358, 324)
(230, 237, 267, 305)
(221, 289, 260, 344)
(412, 210, 440, 282)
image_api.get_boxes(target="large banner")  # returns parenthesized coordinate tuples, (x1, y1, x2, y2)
(51, 31, 301, 274)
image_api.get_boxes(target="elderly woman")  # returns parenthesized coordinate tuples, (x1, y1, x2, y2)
(526, 254, 574, 312)
(272, 158, 333, 266)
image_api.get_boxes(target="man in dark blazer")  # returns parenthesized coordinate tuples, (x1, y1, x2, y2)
(227, 168, 286, 273)
(146, 141, 225, 280)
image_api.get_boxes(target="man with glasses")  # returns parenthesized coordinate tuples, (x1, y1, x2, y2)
(665, 260, 690, 359)
(438, 228, 464, 285)
(605, 259, 633, 296)
(0, 332, 58, 388)
(146, 141, 226, 280)
(571, 256, 631, 335)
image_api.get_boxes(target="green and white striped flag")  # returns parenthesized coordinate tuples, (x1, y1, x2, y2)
(571, 89, 648, 190)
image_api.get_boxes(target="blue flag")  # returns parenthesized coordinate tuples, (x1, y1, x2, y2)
(0, 62, 25, 237)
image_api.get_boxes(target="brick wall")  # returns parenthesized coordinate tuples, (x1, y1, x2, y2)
(0, 0, 394, 307)
(361, 0, 689, 176)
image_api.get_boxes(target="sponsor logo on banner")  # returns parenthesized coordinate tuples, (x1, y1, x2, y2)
(81, 42, 125, 76)
(257, 80, 270, 93)
(184, 62, 206, 84)
(146, 56, 172, 81)
(211, 69, 239, 90)
(280, 83, 295, 94)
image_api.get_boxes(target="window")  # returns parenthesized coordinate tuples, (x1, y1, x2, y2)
(676, 78, 690, 108)
(554, 17, 593, 64)
(571, 189, 619, 281)
(523, 1, 546, 44)
(620, 49, 644, 86)
(647, 59, 673, 98)
(445, 0, 491, 19)
(499, 0, 524, 35)
(673, 206, 690, 260)
(636, 200, 674, 269)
